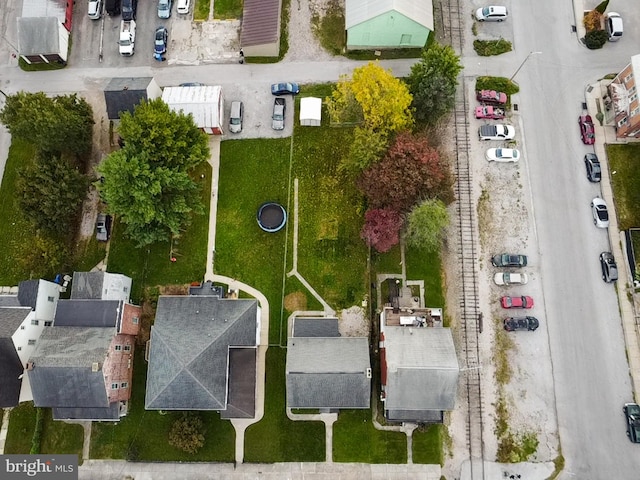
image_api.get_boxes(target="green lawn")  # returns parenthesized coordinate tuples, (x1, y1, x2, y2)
(213, 0, 242, 19)
(194, 0, 210, 20)
(41, 409, 84, 462)
(606, 144, 640, 230)
(244, 348, 325, 462)
(412, 424, 444, 464)
(90, 349, 235, 461)
(4, 402, 37, 454)
(332, 409, 407, 463)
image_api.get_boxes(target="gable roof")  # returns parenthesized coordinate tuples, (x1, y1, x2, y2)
(0, 307, 31, 337)
(292, 318, 339, 337)
(145, 296, 258, 411)
(161, 86, 222, 130)
(28, 327, 113, 410)
(17, 280, 40, 309)
(71, 271, 131, 301)
(17, 17, 62, 56)
(220, 347, 256, 418)
(286, 337, 371, 409)
(22, 0, 67, 22)
(54, 299, 121, 328)
(345, 0, 434, 30)
(384, 327, 458, 412)
(241, 0, 280, 47)
(104, 77, 153, 120)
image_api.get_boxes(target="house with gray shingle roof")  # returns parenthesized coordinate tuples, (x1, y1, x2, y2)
(145, 296, 260, 418)
(286, 317, 371, 410)
(103, 77, 162, 121)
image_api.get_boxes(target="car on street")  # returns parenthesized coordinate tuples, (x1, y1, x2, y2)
(591, 197, 609, 228)
(106, 0, 120, 15)
(492, 253, 527, 268)
(272, 97, 286, 130)
(494, 272, 528, 286)
(579, 114, 595, 144)
(501, 296, 534, 309)
(271, 82, 300, 95)
(600, 252, 618, 283)
(584, 153, 601, 182)
(88, 0, 102, 19)
(229, 101, 243, 133)
(486, 147, 520, 163)
(158, 0, 172, 18)
(624, 403, 640, 443)
(475, 105, 505, 119)
(177, 0, 190, 14)
(475, 6, 508, 22)
(154, 26, 168, 55)
(476, 89, 507, 105)
(504, 316, 539, 331)
(96, 213, 112, 241)
(122, 0, 137, 20)
(605, 12, 623, 41)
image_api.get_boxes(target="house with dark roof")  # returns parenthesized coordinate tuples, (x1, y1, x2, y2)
(145, 295, 260, 418)
(26, 272, 141, 421)
(104, 77, 162, 121)
(240, 0, 281, 57)
(17, 17, 69, 65)
(0, 279, 60, 407)
(379, 305, 458, 423)
(286, 317, 371, 410)
(345, 0, 433, 51)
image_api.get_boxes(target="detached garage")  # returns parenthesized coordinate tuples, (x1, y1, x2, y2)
(162, 85, 225, 135)
(299, 97, 322, 126)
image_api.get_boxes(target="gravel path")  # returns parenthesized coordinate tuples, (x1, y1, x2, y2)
(283, 0, 341, 62)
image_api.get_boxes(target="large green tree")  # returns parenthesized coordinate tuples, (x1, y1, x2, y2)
(17, 151, 89, 235)
(407, 44, 463, 125)
(0, 92, 94, 155)
(405, 199, 450, 252)
(97, 99, 209, 247)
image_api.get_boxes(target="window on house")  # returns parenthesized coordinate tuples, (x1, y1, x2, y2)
(17, 347, 22, 351)
(28, 339, 36, 346)
(111, 383, 119, 390)
(44, 321, 52, 327)
(31, 319, 39, 326)
(114, 345, 122, 351)
(625, 73, 634, 83)
(124, 345, 132, 352)
(20, 325, 25, 330)
(630, 93, 638, 103)
(618, 117, 628, 127)
(631, 107, 640, 117)
(132, 317, 139, 325)
(123, 287, 129, 293)
(47, 296, 54, 302)
(120, 382, 129, 389)
(400, 34, 412, 44)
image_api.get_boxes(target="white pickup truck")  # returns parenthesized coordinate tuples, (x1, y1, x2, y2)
(478, 124, 515, 141)
(119, 20, 136, 56)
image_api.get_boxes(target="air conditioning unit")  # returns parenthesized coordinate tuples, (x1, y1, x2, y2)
(92, 362, 100, 372)
(366, 368, 372, 379)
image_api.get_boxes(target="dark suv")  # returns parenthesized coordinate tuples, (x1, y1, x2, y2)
(584, 153, 601, 182)
(122, 0, 137, 20)
(105, 0, 120, 15)
(600, 252, 618, 283)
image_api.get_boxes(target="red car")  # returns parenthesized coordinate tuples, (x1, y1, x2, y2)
(579, 114, 595, 145)
(475, 105, 505, 119)
(500, 296, 534, 309)
(476, 89, 507, 105)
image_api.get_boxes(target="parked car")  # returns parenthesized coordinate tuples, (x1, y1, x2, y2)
(584, 153, 601, 182)
(504, 316, 539, 332)
(486, 147, 520, 163)
(88, 0, 103, 19)
(591, 197, 609, 228)
(475, 105, 505, 119)
(476, 90, 507, 105)
(272, 97, 286, 130)
(600, 252, 618, 283)
(624, 403, 640, 443)
(501, 296, 534, 309)
(494, 272, 528, 286)
(96, 213, 112, 241)
(605, 12, 623, 41)
(122, 0, 137, 20)
(177, 0, 190, 14)
(105, 0, 120, 15)
(271, 82, 300, 95)
(229, 101, 243, 133)
(158, 0, 172, 18)
(475, 6, 508, 22)
(478, 124, 515, 141)
(154, 26, 168, 55)
(492, 253, 527, 268)
(579, 114, 595, 145)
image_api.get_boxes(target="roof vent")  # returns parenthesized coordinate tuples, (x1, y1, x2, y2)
(92, 362, 100, 372)
(366, 368, 372, 378)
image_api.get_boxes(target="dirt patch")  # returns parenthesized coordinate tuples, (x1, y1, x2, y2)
(338, 306, 369, 337)
(159, 284, 190, 295)
(285, 291, 308, 311)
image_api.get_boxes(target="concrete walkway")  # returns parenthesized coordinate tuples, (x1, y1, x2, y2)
(205, 136, 221, 280)
(0, 407, 11, 454)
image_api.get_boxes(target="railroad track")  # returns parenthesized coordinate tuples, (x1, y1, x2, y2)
(438, 0, 486, 477)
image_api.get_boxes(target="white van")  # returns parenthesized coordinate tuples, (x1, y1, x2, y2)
(177, 0, 190, 14)
(229, 101, 243, 133)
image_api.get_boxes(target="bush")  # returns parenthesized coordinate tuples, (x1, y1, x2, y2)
(585, 30, 608, 49)
(168, 413, 205, 454)
(583, 10, 603, 32)
(595, 0, 609, 15)
(473, 38, 512, 56)
(476, 76, 520, 96)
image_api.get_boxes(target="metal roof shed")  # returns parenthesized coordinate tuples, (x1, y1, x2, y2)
(162, 85, 224, 135)
(299, 97, 322, 126)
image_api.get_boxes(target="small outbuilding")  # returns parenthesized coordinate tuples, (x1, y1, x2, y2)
(240, 0, 281, 57)
(162, 85, 225, 135)
(299, 97, 322, 126)
(104, 77, 162, 121)
(17, 17, 69, 65)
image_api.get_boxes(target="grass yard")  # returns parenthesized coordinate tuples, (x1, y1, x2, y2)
(193, 0, 210, 21)
(90, 349, 235, 461)
(4, 402, 37, 454)
(213, 0, 243, 19)
(332, 409, 407, 463)
(412, 424, 444, 464)
(244, 348, 325, 462)
(106, 162, 212, 303)
(40, 409, 84, 461)
(606, 144, 640, 230)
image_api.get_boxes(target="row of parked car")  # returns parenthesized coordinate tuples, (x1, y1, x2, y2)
(491, 253, 538, 331)
(476, 90, 522, 164)
(88, 0, 190, 19)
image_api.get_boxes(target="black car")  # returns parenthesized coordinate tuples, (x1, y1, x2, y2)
(584, 153, 601, 182)
(600, 251, 618, 283)
(491, 253, 527, 268)
(503, 316, 539, 332)
(271, 82, 299, 95)
(154, 26, 168, 55)
(105, 0, 120, 15)
(624, 403, 640, 443)
(122, 0, 137, 20)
